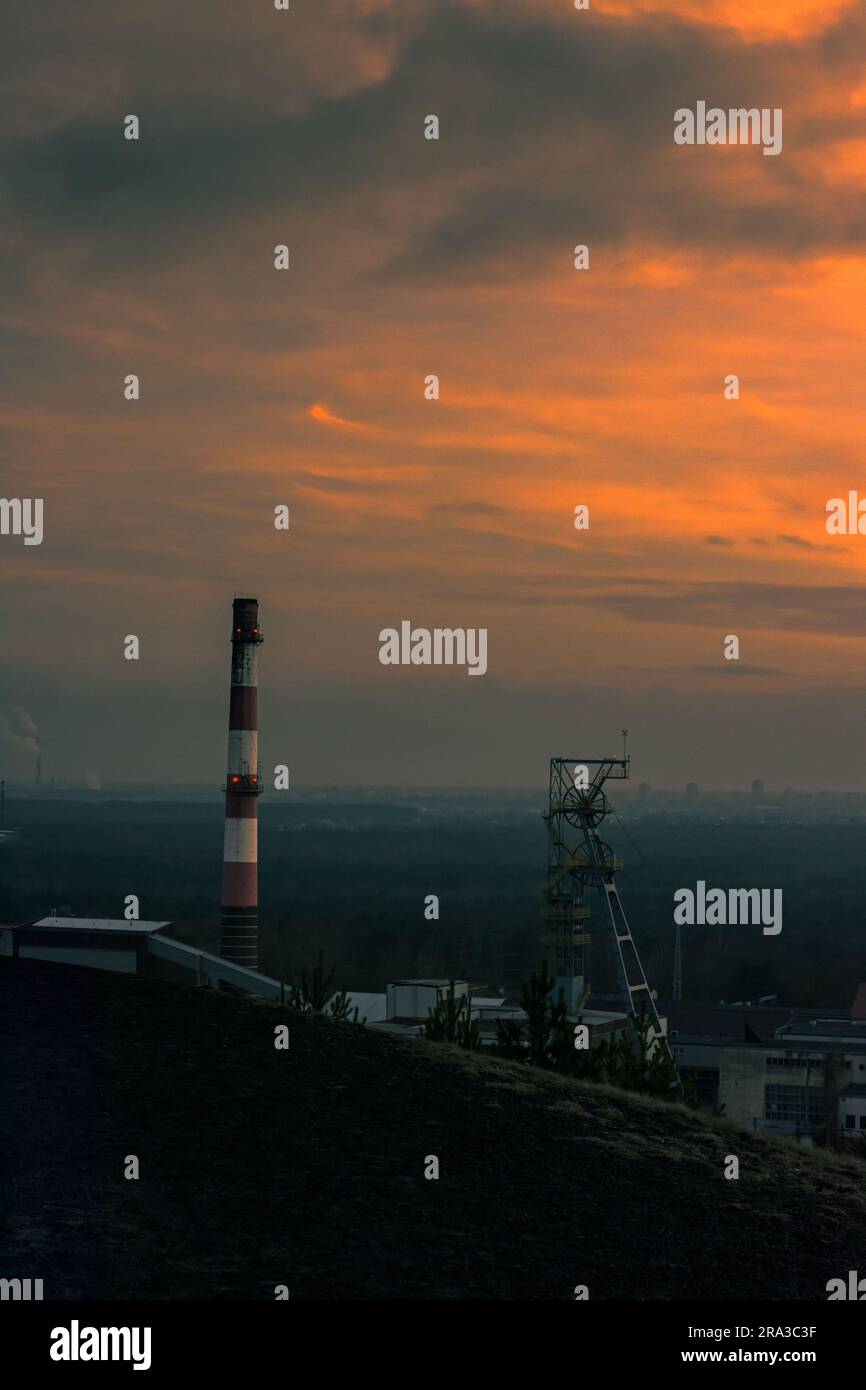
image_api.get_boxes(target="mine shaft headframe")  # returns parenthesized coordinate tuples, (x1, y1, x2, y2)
(547, 742, 628, 813)
(556, 728, 631, 783)
(546, 737, 630, 832)
(551, 731, 630, 786)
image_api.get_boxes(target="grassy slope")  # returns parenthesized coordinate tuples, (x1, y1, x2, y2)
(1, 956, 864, 1300)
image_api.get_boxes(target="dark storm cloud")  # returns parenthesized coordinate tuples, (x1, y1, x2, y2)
(776, 533, 831, 551)
(3, 0, 866, 285)
(595, 581, 866, 636)
(413, 573, 866, 643)
(374, 3, 866, 278)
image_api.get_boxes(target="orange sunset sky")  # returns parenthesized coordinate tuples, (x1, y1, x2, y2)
(2, 0, 866, 788)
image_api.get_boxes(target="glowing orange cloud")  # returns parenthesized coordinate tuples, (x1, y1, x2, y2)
(600, 0, 857, 40)
(309, 402, 374, 432)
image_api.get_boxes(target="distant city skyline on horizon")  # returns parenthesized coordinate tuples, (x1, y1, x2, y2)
(4, 776, 866, 799)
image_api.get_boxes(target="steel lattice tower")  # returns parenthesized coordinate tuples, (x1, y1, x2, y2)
(542, 735, 676, 1071)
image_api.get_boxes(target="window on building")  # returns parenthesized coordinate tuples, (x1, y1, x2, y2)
(845, 1114, 856, 1130)
(766, 1056, 822, 1070)
(680, 1067, 719, 1104)
(764, 1083, 825, 1125)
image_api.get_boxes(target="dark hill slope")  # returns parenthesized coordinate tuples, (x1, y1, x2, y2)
(1, 956, 864, 1300)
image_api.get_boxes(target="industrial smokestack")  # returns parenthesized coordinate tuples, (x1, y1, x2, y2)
(220, 597, 263, 970)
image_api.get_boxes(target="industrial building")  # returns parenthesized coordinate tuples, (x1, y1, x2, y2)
(0, 913, 299, 1002)
(666, 991, 866, 1144)
(332, 977, 633, 1049)
(0, 916, 168, 973)
(329, 979, 499, 1037)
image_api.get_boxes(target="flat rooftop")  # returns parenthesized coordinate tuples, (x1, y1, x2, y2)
(19, 916, 169, 935)
(778, 1020, 866, 1039)
(721, 1038, 866, 1058)
(389, 978, 468, 987)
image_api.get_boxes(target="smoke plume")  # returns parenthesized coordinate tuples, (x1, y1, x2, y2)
(0, 708, 40, 753)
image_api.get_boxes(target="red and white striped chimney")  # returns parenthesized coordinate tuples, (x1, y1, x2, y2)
(220, 597, 263, 969)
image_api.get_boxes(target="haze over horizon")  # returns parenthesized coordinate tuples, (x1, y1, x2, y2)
(4, 0, 866, 788)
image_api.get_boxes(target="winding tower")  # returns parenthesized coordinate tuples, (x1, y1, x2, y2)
(542, 734, 675, 1070)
